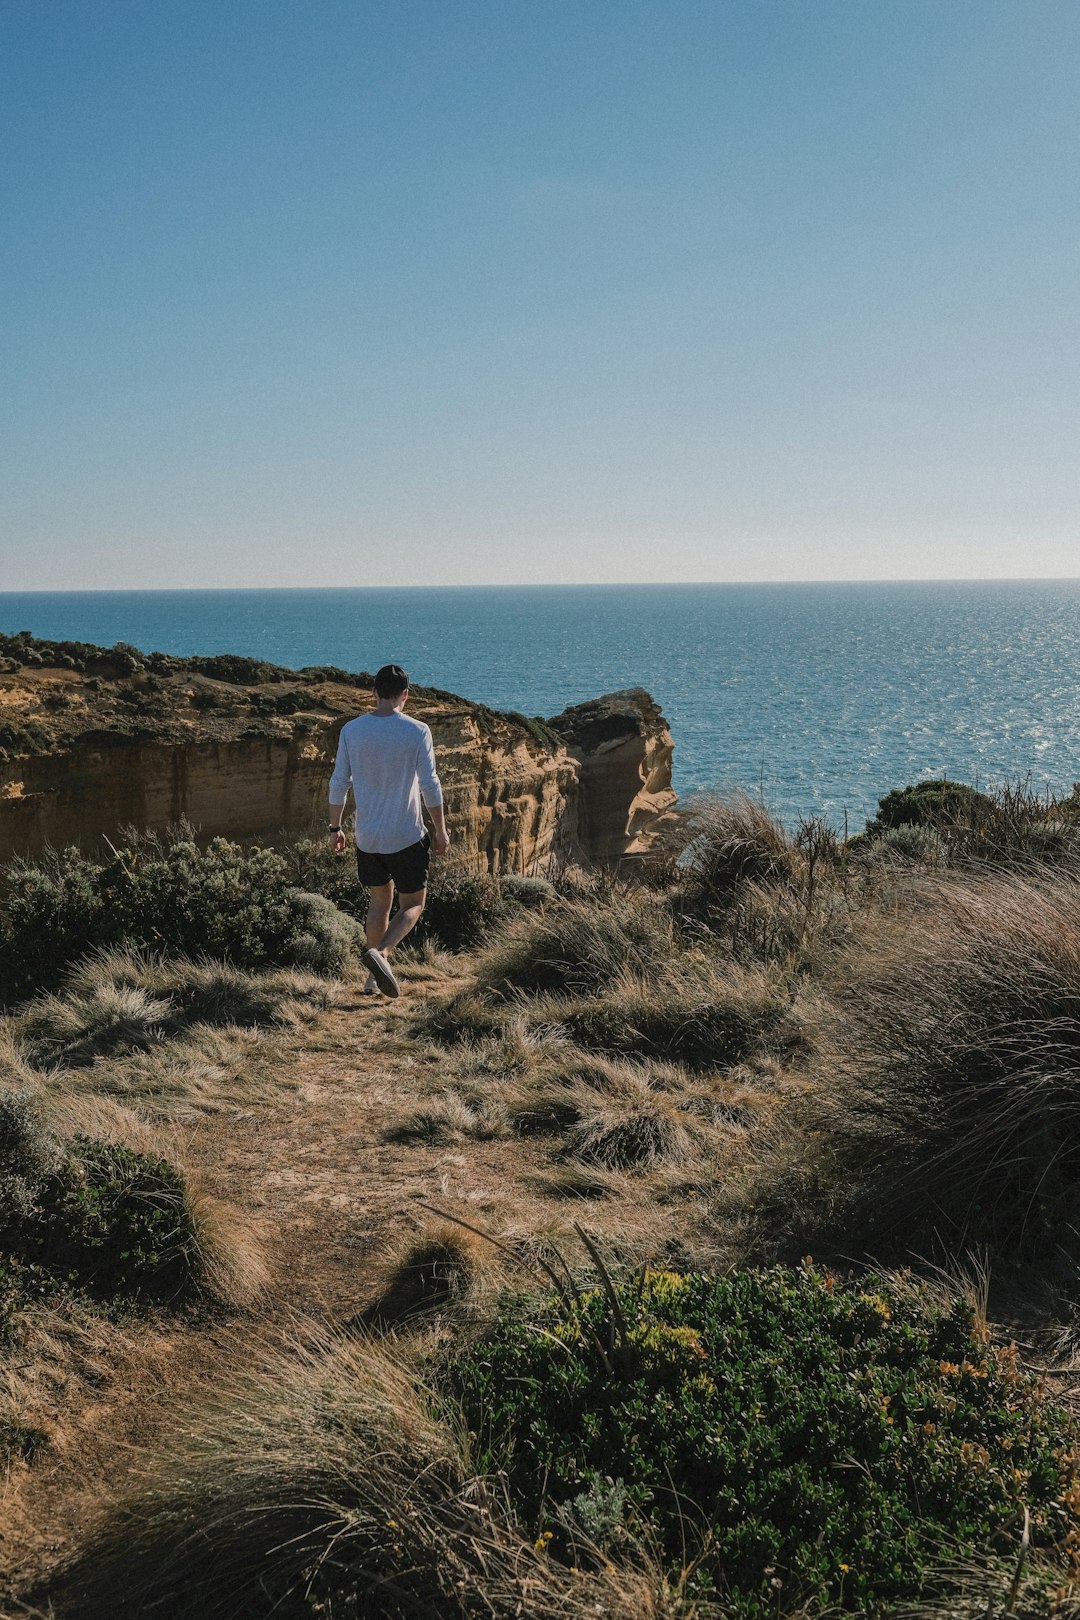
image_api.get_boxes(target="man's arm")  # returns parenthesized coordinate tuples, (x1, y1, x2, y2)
(427, 800, 450, 856)
(418, 727, 450, 855)
(328, 727, 352, 855)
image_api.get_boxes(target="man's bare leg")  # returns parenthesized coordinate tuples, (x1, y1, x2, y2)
(365, 882, 395, 948)
(361, 883, 427, 998)
(377, 887, 427, 953)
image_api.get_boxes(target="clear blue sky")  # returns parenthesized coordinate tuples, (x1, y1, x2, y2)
(2, 0, 1078, 589)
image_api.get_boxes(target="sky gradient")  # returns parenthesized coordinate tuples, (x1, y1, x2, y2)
(2, 1, 1078, 589)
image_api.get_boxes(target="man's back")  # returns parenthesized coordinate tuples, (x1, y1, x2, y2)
(330, 709, 441, 854)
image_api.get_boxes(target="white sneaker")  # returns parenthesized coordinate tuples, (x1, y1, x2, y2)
(360, 947, 400, 999)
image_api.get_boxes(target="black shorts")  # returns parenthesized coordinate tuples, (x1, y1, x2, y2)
(356, 835, 430, 893)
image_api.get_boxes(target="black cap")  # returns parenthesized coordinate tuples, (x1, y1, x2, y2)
(373, 663, 409, 697)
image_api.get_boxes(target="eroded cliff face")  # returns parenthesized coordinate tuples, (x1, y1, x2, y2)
(550, 689, 679, 866)
(0, 636, 675, 871)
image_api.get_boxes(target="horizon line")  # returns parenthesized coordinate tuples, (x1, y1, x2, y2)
(4, 575, 1080, 597)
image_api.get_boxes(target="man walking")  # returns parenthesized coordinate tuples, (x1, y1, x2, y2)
(328, 664, 450, 998)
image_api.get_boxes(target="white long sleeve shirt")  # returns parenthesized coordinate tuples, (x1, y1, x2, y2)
(329, 711, 443, 854)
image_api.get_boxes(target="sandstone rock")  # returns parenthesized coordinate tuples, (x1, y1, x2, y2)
(0, 636, 676, 871)
(549, 688, 679, 866)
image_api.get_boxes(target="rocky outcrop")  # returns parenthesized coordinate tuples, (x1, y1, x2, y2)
(0, 635, 676, 872)
(549, 689, 679, 866)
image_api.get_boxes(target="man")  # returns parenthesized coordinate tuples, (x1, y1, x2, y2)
(328, 664, 450, 998)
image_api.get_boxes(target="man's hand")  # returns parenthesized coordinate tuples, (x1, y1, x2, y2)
(330, 828, 347, 856)
(428, 804, 450, 857)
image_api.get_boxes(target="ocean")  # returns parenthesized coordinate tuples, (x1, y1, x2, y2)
(2, 581, 1080, 830)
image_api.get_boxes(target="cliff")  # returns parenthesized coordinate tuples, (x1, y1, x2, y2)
(549, 689, 679, 866)
(0, 633, 676, 872)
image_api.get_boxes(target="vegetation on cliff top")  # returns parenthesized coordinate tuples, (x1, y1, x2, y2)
(0, 630, 566, 754)
(7, 775, 1080, 1616)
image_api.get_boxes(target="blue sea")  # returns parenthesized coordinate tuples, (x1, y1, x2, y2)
(3, 582, 1080, 830)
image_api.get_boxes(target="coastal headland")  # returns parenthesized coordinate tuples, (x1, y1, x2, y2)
(0, 632, 677, 868)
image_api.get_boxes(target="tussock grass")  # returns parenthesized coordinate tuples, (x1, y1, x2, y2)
(424, 960, 799, 1083)
(505, 1087, 584, 1137)
(186, 1180, 270, 1310)
(17, 950, 335, 1069)
(21, 981, 173, 1064)
(473, 891, 675, 1000)
(567, 1097, 697, 1171)
(528, 1163, 622, 1200)
(357, 1222, 492, 1329)
(678, 792, 794, 911)
(61, 1023, 274, 1121)
(383, 1091, 507, 1145)
(54, 1327, 685, 1620)
(549, 963, 798, 1072)
(745, 868, 1080, 1265)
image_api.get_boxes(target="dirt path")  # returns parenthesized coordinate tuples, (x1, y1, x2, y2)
(1, 965, 558, 1608)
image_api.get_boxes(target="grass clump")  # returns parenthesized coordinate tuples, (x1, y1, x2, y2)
(554, 966, 797, 1072)
(678, 794, 794, 914)
(56, 1330, 660, 1620)
(567, 1100, 696, 1170)
(16, 950, 334, 1070)
(472, 891, 674, 1000)
(448, 1263, 1080, 1616)
(357, 1223, 489, 1330)
(753, 868, 1080, 1266)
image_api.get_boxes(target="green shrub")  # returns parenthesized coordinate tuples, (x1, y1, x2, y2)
(866, 779, 992, 836)
(5, 1137, 197, 1300)
(449, 1264, 1079, 1615)
(0, 833, 358, 1005)
(500, 873, 556, 908)
(412, 865, 509, 953)
(0, 1086, 62, 1226)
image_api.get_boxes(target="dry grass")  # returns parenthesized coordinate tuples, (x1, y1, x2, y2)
(567, 1096, 698, 1171)
(472, 890, 677, 1000)
(382, 1090, 507, 1145)
(48, 1326, 703, 1620)
(355, 1221, 497, 1330)
(678, 792, 794, 910)
(186, 1178, 271, 1310)
(528, 1163, 624, 1200)
(19, 950, 338, 1069)
(740, 867, 1080, 1266)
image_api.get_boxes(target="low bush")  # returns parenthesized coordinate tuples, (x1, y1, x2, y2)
(863, 779, 1080, 868)
(0, 1086, 63, 1226)
(412, 865, 509, 953)
(866, 779, 993, 836)
(500, 873, 556, 908)
(13, 1137, 198, 1300)
(0, 832, 359, 1006)
(449, 1263, 1080, 1616)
